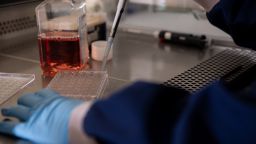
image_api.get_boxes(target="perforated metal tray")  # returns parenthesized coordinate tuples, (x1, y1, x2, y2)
(164, 47, 256, 93)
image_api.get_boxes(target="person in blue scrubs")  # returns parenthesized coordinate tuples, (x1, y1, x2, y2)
(1, 0, 256, 143)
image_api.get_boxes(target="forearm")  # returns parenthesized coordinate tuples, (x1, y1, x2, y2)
(194, 0, 220, 12)
(68, 101, 98, 144)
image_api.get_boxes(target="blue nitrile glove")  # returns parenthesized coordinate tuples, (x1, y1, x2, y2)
(0, 89, 83, 144)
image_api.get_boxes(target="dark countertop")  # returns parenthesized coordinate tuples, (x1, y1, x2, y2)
(0, 30, 226, 143)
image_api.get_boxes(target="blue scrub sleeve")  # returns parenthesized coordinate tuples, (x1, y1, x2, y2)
(173, 81, 256, 144)
(207, 0, 256, 48)
(82, 80, 256, 144)
(83, 82, 189, 144)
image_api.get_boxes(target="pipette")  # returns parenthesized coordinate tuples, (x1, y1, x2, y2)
(101, 0, 128, 71)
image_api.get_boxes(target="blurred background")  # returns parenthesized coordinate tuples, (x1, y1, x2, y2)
(0, 0, 229, 46)
(101, 0, 228, 39)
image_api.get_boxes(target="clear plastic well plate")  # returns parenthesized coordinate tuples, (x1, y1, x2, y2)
(47, 71, 108, 100)
(0, 73, 35, 104)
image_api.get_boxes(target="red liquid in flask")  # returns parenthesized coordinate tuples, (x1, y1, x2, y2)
(38, 32, 86, 77)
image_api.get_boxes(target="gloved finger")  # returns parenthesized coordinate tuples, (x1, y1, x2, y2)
(35, 89, 59, 98)
(17, 93, 43, 108)
(0, 121, 18, 136)
(2, 105, 30, 121)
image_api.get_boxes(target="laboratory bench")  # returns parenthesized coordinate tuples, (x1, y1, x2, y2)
(1, 1, 255, 143)
(0, 29, 227, 143)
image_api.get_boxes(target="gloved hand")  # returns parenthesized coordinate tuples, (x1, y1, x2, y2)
(0, 89, 83, 144)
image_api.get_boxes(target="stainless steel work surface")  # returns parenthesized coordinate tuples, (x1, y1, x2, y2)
(0, 30, 225, 143)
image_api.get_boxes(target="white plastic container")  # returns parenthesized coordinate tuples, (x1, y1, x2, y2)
(91, 40, 113, 61)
